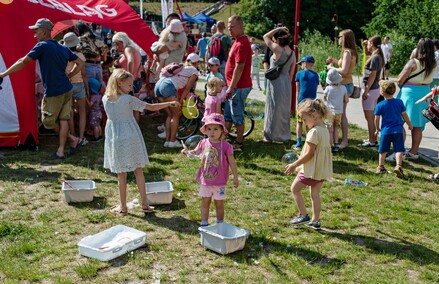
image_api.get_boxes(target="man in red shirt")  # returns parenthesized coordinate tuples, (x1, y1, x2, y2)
(225, 15, 252, 152)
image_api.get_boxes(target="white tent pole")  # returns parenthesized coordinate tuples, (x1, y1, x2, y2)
(140, 0, 143, 19)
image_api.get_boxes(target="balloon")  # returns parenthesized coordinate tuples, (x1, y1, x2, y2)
(282, 152, 298, 165)
(185, 135, 204, 150)
(0, 0, 14, 4)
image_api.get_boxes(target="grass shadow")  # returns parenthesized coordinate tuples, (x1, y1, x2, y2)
(150, 198, 187, 211)
(69, 197, 108, 210)
(145, 214, 199, 234)
(319, 229, 439, 265)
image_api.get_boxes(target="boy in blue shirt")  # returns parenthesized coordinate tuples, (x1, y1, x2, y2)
(294, 55, 319, 149)
(374, 80, 413, 178)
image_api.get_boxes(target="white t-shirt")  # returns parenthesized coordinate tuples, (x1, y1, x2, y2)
(381, 42, 393, 64)
(324, 84, 347, 114)
(169, 66, 198, 90)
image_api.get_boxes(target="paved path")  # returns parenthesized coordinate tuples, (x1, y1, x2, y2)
(197, 74, 439, 166)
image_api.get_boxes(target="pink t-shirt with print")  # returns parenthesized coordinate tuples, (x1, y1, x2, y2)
(195, 139, 233, 186)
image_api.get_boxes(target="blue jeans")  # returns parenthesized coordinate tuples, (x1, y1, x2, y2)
(154, 77, 177, 98)
(224, 87, 251, 125)
(71, 82, 86, 100)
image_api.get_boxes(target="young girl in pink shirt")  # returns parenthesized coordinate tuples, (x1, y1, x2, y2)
(181, 113, 239, 226)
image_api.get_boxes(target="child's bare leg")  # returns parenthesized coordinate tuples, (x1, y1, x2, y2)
(133, 167, 153, 210)
(291, 178, 307, 215)
(395, 152, 403, 166)
(296, 121, 302, 141)
(117, 172, 128, 211)
(214, 199, 225, 222)
(309, 182, 323, 222)
(201, 197, 212, 225)
(333, 124, 339, 144)
(378, 152, 386, 167)
(329, 124, 334, 145)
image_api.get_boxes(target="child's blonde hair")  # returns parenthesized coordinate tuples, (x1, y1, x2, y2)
(105, 68, 133, 99)
(298, 98, 333, 122)
(206, 77, 224, 96)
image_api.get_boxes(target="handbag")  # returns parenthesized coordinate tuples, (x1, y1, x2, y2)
(264, 51, 293, 80)
(422, 96, 439, 130)
(351, 85, 361, 99)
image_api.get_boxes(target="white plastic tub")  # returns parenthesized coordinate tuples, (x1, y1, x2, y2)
(77, 225, 146, 261)
(145, 181, 174, 204)
(198, 223, 250, 255)
(62, 180, 96, 203)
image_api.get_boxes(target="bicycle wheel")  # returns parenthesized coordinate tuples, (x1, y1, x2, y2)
(176, 116, 200, 140)
(227, 111, 255, 139)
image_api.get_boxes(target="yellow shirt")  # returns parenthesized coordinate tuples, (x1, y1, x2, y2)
(298, 125, 333, 181)
(407, 59, 434, 85)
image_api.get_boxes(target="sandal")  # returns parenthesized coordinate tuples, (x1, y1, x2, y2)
(110, 205, 128, 216)
(427, 173, 439, 181)
(141, 205, 155, 213)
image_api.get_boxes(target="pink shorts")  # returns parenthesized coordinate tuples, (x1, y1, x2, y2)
(296, 172, 324, 186)
(199, 185, 226, 200)
(362, 88, 381, 111)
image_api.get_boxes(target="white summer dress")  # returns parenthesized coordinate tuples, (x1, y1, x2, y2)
(103, 94, 149, 173)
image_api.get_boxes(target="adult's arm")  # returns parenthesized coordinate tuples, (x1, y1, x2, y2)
(124, 46, 136, 74)
(396, 59, 417, 87)
(263, 27, 288, 61)
(179, 74, 198, 104)
(0, 56, 33, 78)
(68, 57, 85, 79)
(362, 69, 377, 100)
(289, 53, 296, 81)
(225, 62, 245, 99)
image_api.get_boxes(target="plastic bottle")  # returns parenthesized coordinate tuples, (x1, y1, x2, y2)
(344, 178, 368, 186)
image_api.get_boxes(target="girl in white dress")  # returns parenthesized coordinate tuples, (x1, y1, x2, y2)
(103, 69, 179, 215)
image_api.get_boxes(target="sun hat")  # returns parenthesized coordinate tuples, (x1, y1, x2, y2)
(326, 69, 342, 85)
(200, 113, 228, 134)
(182, 95, 199, 119)
(207, 57, 220, 65)
(169, 19, 184, 33)
(379, 80, 397, 95)
(88, 78, 101, 95)
(187, 53, 203, 62)
(29, 18, 54, 31)
(63, 32, 80, 48)
(297, 55, 315, 64)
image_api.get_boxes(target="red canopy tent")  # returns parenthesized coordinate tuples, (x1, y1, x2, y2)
(0, 0, 157, 148)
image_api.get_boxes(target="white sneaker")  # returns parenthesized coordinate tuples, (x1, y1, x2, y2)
(167, 141, 183, 148)
(164, 141, 170, 147)
(404, 151, 419, 160)
(157, 124, 165, 132)
(158, 132, 166, 139)
(385, 152, 397, 162)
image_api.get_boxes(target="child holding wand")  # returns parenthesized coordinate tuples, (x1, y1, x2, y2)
(285, 99, 333, 229)
(104, 68, 180, 215)
(181, 113, 239, 226)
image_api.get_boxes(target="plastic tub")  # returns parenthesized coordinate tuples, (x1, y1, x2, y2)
(62, 180, 96, 203)
(145, 181, 174, 204)
(198, 223, 250, 255)
(77, 225, 146, 261)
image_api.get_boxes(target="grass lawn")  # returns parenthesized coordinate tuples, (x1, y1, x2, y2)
(0, 101, 438, 283)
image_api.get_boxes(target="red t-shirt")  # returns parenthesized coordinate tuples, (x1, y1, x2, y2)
(225, 35, 252, 89)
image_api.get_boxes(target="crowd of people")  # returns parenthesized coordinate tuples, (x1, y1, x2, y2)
(0, 14, 438, 227)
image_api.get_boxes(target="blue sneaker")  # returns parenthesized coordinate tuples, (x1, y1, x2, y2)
(306, 220, 321, 230)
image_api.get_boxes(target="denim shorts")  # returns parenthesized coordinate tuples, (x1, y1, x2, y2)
(154, 77, 177, 98)
(343, 83, 354, 97)
(71, 82, 86, 100)
(224, 87, 251, 125)
(378, 133, 405, 153)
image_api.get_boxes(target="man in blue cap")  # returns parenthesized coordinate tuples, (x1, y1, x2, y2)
(293, 55, 319, 150)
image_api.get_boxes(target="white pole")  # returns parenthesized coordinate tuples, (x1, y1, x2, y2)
(140, 0, 143, 19)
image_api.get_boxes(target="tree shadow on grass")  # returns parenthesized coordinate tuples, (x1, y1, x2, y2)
(145, 214, 199, 235)
(68, 196, 108, 210)
(0, 165, 62, 182)
(319, 229, 439, 265)
(150, 198, 187, 211)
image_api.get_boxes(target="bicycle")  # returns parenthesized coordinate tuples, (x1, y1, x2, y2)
(176, 96, 255, 140)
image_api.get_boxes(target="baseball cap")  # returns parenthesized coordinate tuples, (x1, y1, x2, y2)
(187, 53, 203, 62)
(297, 55, 315, 64)
(63, 32, 80, 48)
(379, 80, 397, 95)
(207, 57, 220, 65)
(29, 18, 54, 31)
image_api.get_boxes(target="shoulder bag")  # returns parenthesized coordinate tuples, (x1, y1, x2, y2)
(264, 51, 293, 81)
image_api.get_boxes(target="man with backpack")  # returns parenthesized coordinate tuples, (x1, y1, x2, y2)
(206, 21, 232, 75)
